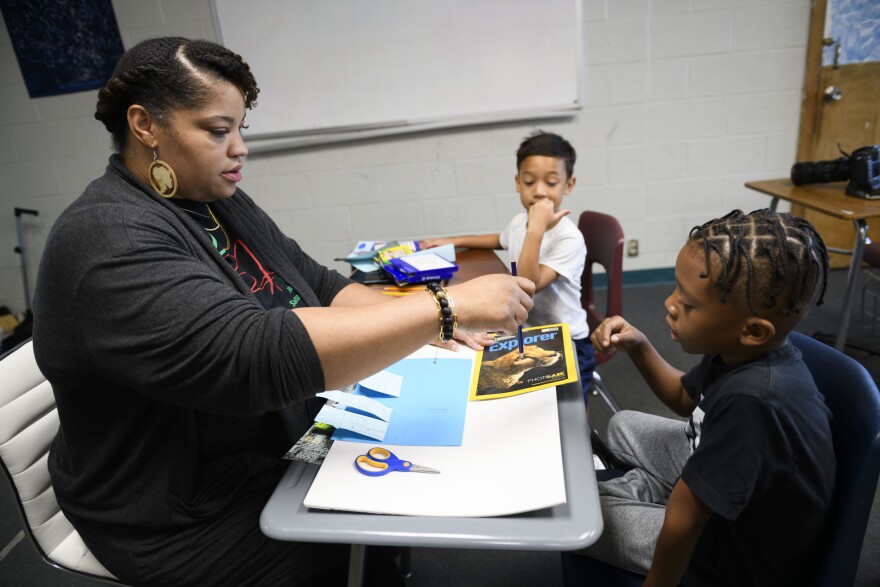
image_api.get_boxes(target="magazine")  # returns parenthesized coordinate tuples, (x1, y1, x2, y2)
(468, 323, 577, 400)
(283, 421, 335, 465)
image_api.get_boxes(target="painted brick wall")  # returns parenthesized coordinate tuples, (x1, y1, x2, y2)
(0, 0, 807, 315)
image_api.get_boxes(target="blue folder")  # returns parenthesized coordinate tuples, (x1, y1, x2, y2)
(331, 357, 471, 446)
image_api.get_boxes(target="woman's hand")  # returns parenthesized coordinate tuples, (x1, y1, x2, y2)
(298, 274, 533, 391)
(432, 329, 496, 352)
(447, 274, 534, 336)
(454, 330, 496, 350)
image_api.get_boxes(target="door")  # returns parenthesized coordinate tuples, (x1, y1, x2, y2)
(795, 0, 880, 268)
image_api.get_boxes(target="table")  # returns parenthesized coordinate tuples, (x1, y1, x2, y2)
(447, 248, 510, 283)
(261, 377, 601, 585)
(745, 179, 880, 351)
(262, 248, 602, 586)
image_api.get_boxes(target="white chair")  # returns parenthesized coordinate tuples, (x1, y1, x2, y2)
(0, 339, 121, 583)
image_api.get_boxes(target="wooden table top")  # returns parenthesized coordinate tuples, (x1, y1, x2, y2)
(448, 248, 509, 284)
(745, 179, 880, 221)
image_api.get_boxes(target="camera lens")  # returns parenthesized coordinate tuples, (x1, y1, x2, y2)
(791, 159, 851, 185)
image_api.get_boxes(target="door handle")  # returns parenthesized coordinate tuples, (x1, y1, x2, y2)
(824, 86, 843, 102)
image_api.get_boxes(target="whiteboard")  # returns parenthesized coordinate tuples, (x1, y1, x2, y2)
(212, 0, 583, 152)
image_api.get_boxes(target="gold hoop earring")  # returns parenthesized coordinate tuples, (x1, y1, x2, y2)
(148, 149, 178, 198)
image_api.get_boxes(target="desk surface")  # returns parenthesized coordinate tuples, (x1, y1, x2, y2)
(448, 248, 509, 283)
(745, 179, 880, 221)
(260, 376, 602, 551)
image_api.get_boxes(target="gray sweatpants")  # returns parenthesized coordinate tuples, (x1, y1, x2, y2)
(578, 410, 692, 574)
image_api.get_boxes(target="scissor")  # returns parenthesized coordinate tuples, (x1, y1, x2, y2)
(354, 447, 441, 477)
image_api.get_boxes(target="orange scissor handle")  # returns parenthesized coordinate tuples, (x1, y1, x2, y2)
(355, 454, 392, 476)
(354, 447, 413, 476)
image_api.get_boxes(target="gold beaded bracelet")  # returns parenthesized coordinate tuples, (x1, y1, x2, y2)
(425, 282, 457, 342)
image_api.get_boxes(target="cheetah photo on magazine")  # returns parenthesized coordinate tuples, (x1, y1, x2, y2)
(469, 324, 577, 400)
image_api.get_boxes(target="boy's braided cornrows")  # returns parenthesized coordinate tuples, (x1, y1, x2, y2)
(688, 209, 829, 316)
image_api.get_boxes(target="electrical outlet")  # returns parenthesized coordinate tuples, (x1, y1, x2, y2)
(627, 239, 639, 257)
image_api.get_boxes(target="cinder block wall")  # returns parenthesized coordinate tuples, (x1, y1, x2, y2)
(0, 0, 808, 314)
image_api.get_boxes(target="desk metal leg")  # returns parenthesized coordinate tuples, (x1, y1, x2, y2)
(835, 220, 869, 352)
(347, 544, 366, 587)
(769, 196, 780, 212)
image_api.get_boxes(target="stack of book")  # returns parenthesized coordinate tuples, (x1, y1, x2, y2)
(338, 240, 458, 285)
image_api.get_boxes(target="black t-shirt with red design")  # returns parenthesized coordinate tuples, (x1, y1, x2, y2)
(174, 199, 304, 311)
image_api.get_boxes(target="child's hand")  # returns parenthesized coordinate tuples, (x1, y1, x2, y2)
(420, 238, 454, 249)
(590, 315, 646, 356)
(528, 198, 570, 232)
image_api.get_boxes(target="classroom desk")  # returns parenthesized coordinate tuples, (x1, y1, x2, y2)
(746, 179, 880, 352)
(261, 248, 602, 586)
(261, 377, 600, 585)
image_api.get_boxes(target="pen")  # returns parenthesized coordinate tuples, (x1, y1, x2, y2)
(510, 261, 525, 357)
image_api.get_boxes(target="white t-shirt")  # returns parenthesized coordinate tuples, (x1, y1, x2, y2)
(499, 212, 589, 340)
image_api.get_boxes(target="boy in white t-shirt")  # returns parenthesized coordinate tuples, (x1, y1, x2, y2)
(421, 130, 595, 402)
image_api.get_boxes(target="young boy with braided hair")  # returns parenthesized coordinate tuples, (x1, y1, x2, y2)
(580, 209, 835, 586)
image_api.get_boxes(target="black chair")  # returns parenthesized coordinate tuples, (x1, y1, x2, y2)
(563, 331, 880, 586)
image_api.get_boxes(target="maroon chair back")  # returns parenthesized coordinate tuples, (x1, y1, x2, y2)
(578, 211, 624, 368)
(864, 241, 880, 268)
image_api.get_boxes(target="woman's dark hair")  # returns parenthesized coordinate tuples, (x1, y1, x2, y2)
(688, 208, 829, 316)
(95, 37, 259, 151)
(516, 130, 576, 178)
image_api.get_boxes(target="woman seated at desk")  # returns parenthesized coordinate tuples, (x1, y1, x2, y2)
(32, 37, 534, 587)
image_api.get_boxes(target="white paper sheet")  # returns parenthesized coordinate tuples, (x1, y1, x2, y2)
(407, 243, 456, 263)
(317, 390, 393, 422)
(399, 252, 456, 271)
(304, 386, 565, 517)
(359, 370, 403, 397)
(404, 344, 476, 361)
(314, 405, 388, 441)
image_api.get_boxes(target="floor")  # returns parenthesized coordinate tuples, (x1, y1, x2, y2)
(1, 268, 878, 586)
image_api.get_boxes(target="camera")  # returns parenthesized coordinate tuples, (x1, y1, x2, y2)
(790, 145, 880, 200)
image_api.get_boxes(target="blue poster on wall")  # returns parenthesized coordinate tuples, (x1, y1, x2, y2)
(0, 0, 124, 98)
(824, 0, 880, 66)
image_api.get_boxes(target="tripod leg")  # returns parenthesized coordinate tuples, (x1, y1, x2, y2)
(13, 208, 38, 314)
